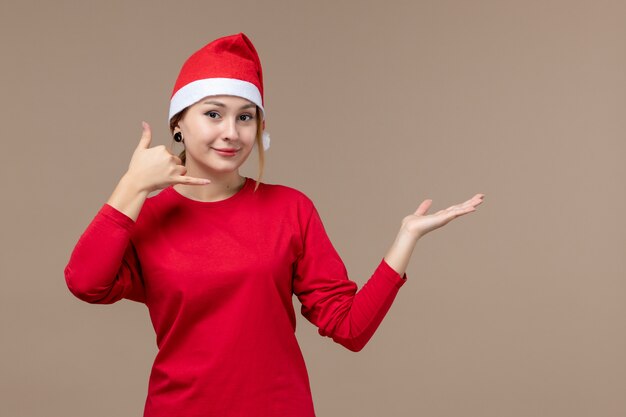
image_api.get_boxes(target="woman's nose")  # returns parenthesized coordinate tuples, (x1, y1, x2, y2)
(223, 117, 239, 140)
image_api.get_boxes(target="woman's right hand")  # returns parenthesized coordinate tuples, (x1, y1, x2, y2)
(125, 121, 211, 193)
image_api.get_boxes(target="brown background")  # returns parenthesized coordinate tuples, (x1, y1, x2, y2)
(1, 0, 625, 416)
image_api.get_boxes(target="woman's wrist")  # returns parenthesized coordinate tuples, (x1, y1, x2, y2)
(383, 226, 420, 277)
(119, 171, 150, 194)
(106, 173, 150, 222)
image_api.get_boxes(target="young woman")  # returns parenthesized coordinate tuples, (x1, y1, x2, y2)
(65, 32, 485, 417)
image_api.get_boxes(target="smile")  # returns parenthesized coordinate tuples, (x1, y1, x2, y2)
(212, 148, 239, 156)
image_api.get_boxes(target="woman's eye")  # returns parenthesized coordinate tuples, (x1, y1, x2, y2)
(205, 111, 219, 118)
(240, 114, 253, 121)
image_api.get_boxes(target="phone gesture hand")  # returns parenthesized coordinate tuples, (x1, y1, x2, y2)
(127, 121, 211, 193)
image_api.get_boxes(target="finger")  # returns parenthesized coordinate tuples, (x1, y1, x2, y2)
(433, 194, 485, 217)
(137, 121, 152, 149)
(451, 205, 478, 217)
(414, 199, 432, 216)
(470, 193, 485, 204)
(456, 200, 478, 210)
(172, 155, 183, 165)
(437, 205, 466, 220)
(464, 195, 484, 209)
(468, 194, 484, 204)
(174, 175, 211, 185)
(453, 194, 484, 211)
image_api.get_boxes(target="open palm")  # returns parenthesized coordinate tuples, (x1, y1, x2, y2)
(401, 193, 485, 239)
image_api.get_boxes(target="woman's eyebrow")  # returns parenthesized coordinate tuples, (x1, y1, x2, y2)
(202, 100, 255, 110)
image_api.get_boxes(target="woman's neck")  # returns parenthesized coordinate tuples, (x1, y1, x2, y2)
(173, 171, 246, 202)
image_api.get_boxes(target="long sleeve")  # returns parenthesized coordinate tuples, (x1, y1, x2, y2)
(292, 196, 407, 352)
(64, 203, 146, 304)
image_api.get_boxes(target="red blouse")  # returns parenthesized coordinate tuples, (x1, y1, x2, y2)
(65, 177, 407, 417)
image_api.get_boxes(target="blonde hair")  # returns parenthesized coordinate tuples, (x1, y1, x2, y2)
(169, 106, 265, 192)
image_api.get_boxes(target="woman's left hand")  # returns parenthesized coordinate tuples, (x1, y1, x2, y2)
(401, 193, 485, 240)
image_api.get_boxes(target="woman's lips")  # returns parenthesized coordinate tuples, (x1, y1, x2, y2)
(212, 148, 239, 156)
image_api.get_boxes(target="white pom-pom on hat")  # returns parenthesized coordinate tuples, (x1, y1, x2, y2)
(262, 131, 270, 150)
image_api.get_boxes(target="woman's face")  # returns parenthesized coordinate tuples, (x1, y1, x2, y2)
(175, 95, 258, 175)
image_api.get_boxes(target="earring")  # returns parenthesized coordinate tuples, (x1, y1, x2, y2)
(174, 132, 183, 143)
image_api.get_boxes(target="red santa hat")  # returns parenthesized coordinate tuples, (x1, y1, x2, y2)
(169, 32, 270, 150)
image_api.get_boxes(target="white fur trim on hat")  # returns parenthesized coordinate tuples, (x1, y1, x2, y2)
(169, 78, 265, 121)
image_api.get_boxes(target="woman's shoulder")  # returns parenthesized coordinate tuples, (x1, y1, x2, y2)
(255, 180, 315, 207)
(257, 180, 308, 197)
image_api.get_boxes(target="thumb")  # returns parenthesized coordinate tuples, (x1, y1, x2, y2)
(137, 121, 152, 149)
(414, 199, 432, 216)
